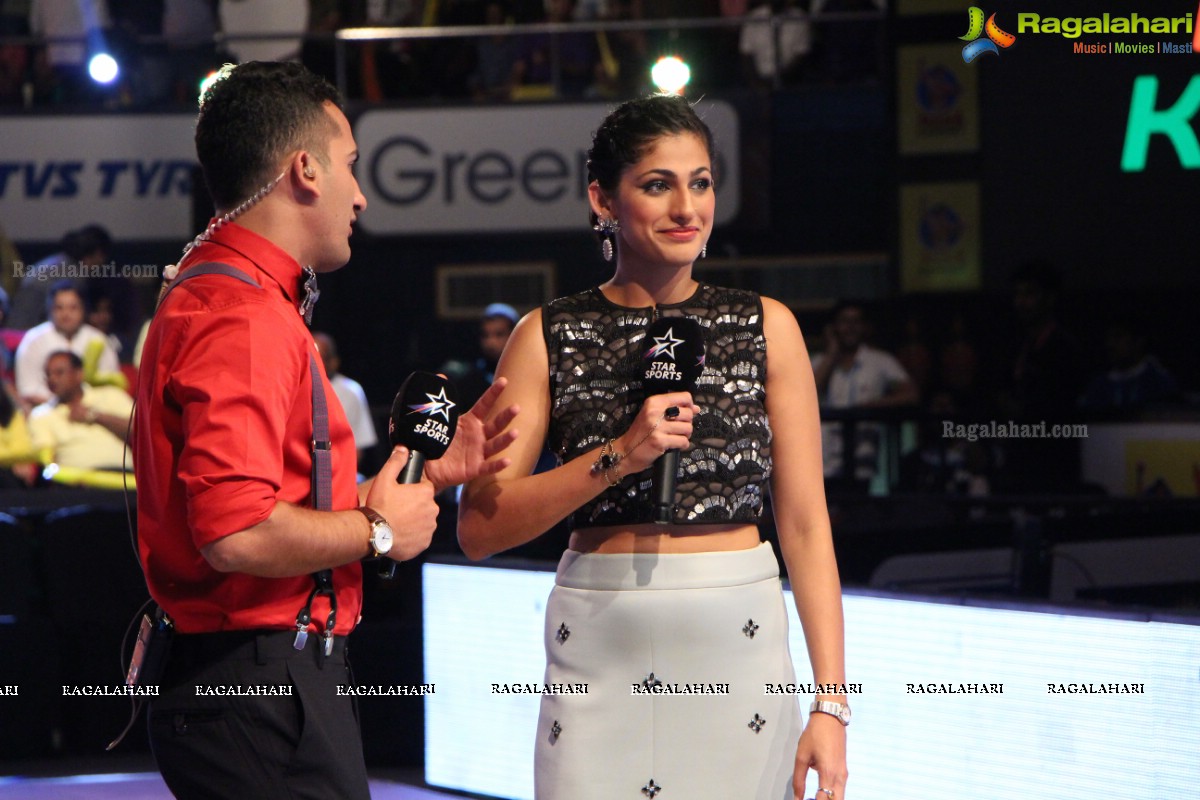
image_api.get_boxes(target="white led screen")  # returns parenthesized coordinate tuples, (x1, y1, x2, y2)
(424, 562, 1200, 799)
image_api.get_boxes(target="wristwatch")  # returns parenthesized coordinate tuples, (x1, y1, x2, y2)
(358, 506, 393, 558)
(810, 699, 852, 727)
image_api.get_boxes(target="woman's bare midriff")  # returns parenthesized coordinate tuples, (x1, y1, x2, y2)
(568, 523, 761, 554)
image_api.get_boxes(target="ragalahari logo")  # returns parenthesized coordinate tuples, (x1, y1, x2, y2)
(959, 7, 1017, 62)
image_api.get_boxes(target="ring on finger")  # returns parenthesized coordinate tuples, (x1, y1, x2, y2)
(818, 789, 835, 799)
(663, 406, 680, 420)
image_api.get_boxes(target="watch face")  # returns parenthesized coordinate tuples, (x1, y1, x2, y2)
(838, 706, 852, 724)
(374, 525, 394, 553)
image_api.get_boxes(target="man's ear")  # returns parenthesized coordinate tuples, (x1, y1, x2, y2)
(292, 152, 319, 199)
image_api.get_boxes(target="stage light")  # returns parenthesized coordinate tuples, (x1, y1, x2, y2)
(651, 56, 690, 95)
(88, 52, 119, 85)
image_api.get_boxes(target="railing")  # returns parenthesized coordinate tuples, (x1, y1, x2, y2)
(0, 10, 887, 110)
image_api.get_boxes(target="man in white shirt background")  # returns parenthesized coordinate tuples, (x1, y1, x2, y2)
(811, 301, 918, 484)
(315, 331, 379, 474)
(14, 281, 119, 410)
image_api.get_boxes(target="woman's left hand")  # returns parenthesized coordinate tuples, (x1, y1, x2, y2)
(793, 712, 848, 800)
(423, 377, 520, 492)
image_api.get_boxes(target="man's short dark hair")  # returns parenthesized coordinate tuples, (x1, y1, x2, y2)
(195, 61, 343, 210)
(62, 224, 112, 262)
(46, 349, 83, 370)
(46, 280, 84, 311)
(830, 300, 867, 321)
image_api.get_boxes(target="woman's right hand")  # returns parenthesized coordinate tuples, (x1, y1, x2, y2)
(614, 392, 695, 475)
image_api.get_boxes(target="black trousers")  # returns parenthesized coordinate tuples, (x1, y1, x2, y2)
(148, 630, 370, 800)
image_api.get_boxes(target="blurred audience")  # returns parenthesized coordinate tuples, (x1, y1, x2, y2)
(739, 0, 811, 87)
(469, 1, 520, 100)
(998, 261, 1083, 423)
(1079, 316, 1179, 413)
(510, 0, 597, 99)
(28, 349, 132, 470)
(996, 261, 1083, 492)
(28, 0, 112, 105)
(440, 302, 518, 408)
(14, 281, 119, 408)
(8, 223, 111, 330)
(812, 301, 918, 483)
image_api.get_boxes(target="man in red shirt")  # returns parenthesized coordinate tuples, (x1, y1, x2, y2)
(134, 61, 516, 800)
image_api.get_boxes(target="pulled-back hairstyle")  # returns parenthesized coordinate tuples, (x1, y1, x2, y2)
(195, 61, 342, 210)
(586, 94, 717, 205)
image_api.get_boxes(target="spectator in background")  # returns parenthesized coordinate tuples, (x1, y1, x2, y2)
(163, 0, 223, 105)
(469, 0, 519, 101)
(28, 350, 132, 471)
(0, 2, 31, 106)
(998, 261, 1082, 422)
(1079, 316, 1179, 413)
(587, 0, 650, 99)
(738, 0, 811, 87)
(28, 0, 112, 105)
(811, 301, 918, 483)
(440, 302, 518, 408)
(8, 223, 111, 329)
(314, 331, 379, 473)
(934, 308, 983, 417)
(14, 281, 119, 408)
(996, 261, 1083, 492)
(510, 0, 597, 99)
(109, 0, 170, 106)
(894, 311, 933, 401)
(0, 287, 22, 384)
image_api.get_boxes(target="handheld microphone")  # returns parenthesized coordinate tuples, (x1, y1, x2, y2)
(380, 371, 460, 578)
(641, 316, 705, 524)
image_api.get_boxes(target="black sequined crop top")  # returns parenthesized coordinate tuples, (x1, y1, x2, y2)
(543, 282, 771, 528)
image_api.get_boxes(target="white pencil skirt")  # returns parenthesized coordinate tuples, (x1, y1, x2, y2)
(534, 542, 803, 800)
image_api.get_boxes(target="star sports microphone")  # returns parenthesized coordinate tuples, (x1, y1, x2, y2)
(641, 316, 705, 524)
(380, 371, 460, 578)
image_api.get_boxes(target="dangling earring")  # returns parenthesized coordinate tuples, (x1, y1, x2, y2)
(593, 217, 621, 263)
(700, 244, 707, 259)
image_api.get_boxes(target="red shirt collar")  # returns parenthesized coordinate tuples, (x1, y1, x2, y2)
(181, 221, 305, 308)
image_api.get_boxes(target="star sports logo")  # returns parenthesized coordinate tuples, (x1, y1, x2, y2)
(645, 327, 684, 360)
(959, 7, 1017, 62)
(408, 388, 456, 421)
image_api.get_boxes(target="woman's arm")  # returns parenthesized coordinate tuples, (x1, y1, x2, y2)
(457, 309, 692, 560)
(761, 296, 849, 798)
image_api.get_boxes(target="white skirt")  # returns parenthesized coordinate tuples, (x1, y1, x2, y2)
(534, 542, 802, 800)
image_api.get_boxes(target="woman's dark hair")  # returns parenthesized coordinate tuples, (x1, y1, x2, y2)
(586, 93, 717, 210)
(195, 61, 342, 210)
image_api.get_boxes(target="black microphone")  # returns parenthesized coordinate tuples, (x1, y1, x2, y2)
(641, 316, 705, 524)
(380, 371, 460, 578)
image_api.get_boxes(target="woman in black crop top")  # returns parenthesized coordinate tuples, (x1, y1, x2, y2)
(459, 94, 849, 800)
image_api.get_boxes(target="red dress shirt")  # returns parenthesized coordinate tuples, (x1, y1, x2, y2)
(134, 223, 362, 634)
